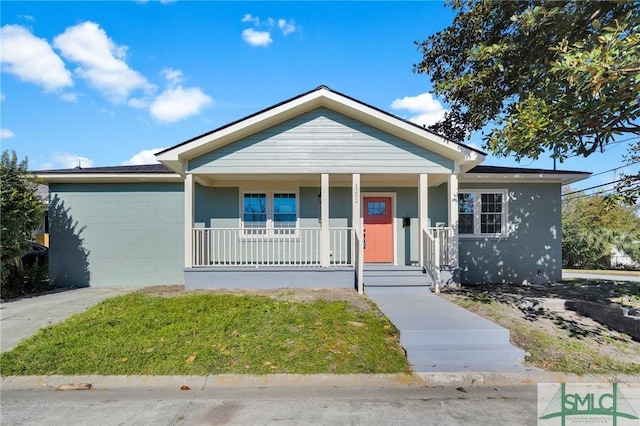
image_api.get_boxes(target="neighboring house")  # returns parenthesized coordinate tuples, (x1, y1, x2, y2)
(36, 86, 589, 291)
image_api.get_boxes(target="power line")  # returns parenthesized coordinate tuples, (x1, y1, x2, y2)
(563, 178, 626, 197)
(587, 159, 640, 178)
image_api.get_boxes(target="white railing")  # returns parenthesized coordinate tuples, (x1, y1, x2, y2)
(423, 227, 452, 293)
(193, 227, 352, 267)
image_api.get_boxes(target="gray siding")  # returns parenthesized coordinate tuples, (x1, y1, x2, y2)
(188, 108, 454, 174)
(458, 183, 562, 284)
(49, 183, 184, 287)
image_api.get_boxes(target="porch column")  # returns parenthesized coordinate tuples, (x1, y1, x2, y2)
(447, 173, 459, 267)
(352, 173, 363, 294)
(418, 173, 429, 268)
(184, 173, 195, 268)
(320, 173, 330, 267)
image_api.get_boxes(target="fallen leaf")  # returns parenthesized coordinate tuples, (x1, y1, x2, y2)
(180, 385, 190, 391)
(120, 357, 128, 362)
(264, 361, 272, 366)
(456, 387, 467, 393)
(145, 348, 154, 353)
(186, 355, 197, 363)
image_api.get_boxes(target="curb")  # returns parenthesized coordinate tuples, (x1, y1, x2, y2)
(3, 372, 640, 391)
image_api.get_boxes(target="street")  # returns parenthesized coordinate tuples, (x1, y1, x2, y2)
(1, 385, 538, 425)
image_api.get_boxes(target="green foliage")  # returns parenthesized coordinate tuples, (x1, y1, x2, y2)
(562, 192, 640, 269)
(0, 150, 45, 295)
(0, 293, 410, 375)
(416, 1, 640, 201)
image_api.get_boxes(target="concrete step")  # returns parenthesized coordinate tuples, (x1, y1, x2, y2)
(411, 357, 529, 373)
(400, 329, 512, 349)
(406, 348, 525, 364)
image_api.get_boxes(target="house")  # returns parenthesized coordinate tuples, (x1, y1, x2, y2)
(36, 86, 589, 292)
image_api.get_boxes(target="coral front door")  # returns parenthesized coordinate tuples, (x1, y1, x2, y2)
(363, 197, 393, 263)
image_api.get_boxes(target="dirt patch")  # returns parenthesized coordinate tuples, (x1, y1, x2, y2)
(135, 285, 373, 312)
(440, 282, 640, 371)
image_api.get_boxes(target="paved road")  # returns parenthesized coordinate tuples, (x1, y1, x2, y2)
(1, 384, 538, 425)
(0, 287, 136, 352)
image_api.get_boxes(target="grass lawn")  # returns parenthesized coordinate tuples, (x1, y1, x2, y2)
(0, 291, 410, 376)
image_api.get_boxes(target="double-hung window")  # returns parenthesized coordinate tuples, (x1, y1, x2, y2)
(242, 191, 298, 236)
(458, 190, 507, 237)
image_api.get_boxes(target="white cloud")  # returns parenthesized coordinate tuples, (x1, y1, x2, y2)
(241, 13, 260, 26)
(242, 28, 272, 47)
(0, 24, 73, 92)
(1, 128, 15, 139)
(145, 68, 212, 123)
(161, 67, 183, 86)
(53, 21, 150, 103)
(0, 92, 5, 101)
(121, 147, 166, 165)
(390, 92, 448, 127)
(50, 152, 94, 169)
(278, 19, 296, 35)
(159, 0, 177, 3)
(150, 86, 212, 123)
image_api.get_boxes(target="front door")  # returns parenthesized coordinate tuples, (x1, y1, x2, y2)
(363, 197, 393, 263)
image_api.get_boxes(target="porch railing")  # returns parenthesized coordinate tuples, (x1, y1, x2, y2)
(193, 227, 352, 267)
(423, 227, 452, 293)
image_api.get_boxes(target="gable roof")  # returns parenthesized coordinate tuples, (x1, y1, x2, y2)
(156, 86, 486, 174)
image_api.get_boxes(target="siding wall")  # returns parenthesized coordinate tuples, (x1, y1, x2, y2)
(188, 107, 454, 174)
(458, 182, 562, 284)
(49, 183, 184, 287)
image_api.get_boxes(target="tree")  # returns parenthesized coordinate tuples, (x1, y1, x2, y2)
(562, 191, 640, 269)
(0, 150, 45, 289)
(416, 0, 640, 201)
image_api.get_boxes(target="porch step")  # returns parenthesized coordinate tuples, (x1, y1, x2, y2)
(364, 265, 430, 288)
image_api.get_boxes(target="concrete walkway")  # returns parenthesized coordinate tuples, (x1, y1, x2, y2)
(563, 271, 640, 282)
(0, 287, 136, 352)
(364, 266, 528, 373)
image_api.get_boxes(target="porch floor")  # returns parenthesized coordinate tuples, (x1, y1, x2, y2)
(364, 266, 528, 373)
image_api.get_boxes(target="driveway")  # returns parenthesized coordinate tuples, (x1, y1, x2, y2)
(1, 287, 136, 352)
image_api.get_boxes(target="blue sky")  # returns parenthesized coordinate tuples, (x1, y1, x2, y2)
(1, 1, 636, 194)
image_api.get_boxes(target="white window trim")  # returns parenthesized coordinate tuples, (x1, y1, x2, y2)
(458, 189, 508, 238)
(240, 189, 300, 237)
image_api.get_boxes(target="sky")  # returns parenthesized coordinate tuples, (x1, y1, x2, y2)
(1, 0, 637, 195)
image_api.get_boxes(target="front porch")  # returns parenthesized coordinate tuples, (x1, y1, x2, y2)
(185, 223, 454, 292)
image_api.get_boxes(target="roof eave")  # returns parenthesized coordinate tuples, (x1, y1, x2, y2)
(36, 173, 183, 184)
(460, 172, 591, 185)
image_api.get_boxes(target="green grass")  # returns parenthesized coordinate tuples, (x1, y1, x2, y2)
(0, 293, 410, 376)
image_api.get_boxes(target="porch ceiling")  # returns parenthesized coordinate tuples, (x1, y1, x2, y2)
(195, 173, 450, 188)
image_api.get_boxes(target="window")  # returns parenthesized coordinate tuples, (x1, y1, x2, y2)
(367, 201, 386, 216)
(242, 191, 298, 236)
(458, 190, 507, 237)
(273, 193, 297, 234)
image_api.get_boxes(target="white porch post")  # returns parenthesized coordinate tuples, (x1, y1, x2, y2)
(447, 173, 459, 267)
(352, 173, 363, 294)
(184, 173, 194, 268)
(418, 173, 429, 268)
(320, 173, 330, 267)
